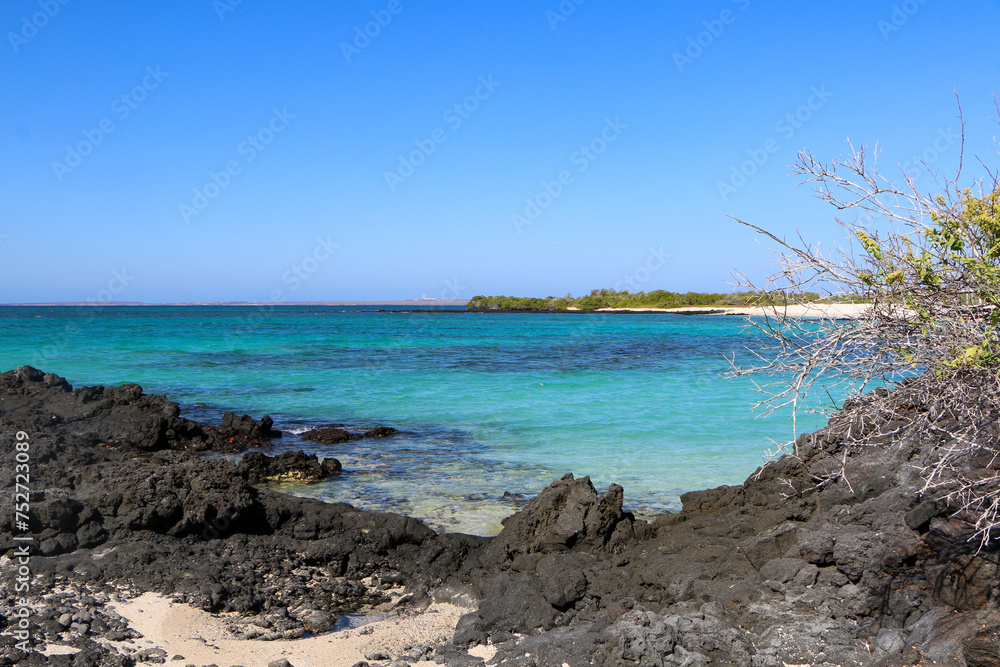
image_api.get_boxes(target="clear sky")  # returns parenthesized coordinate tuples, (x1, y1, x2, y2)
(2, 0, 998, 303)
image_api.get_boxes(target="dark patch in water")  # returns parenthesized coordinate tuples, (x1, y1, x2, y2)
(333, 613, 393, 631)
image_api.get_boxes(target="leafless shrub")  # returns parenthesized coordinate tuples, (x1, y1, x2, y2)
(728, 97, 1000, 547)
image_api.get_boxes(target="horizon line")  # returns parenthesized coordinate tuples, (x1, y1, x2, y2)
(0, 300, 471, 307)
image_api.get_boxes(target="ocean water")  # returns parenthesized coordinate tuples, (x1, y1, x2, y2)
(0, 305, 829, 535)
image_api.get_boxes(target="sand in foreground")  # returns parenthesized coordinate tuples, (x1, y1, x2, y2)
(93, 592, 493, 667)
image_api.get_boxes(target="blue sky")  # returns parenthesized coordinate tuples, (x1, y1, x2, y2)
(2, 0, 998, 303)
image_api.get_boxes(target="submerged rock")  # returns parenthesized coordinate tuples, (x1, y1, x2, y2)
(304, 425, 356, 443)
(303, 424, 397, 443)
(237, 450, 342, 483)
(363, 426, 397, 438)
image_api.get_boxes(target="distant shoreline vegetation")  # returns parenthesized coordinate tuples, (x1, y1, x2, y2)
(466, 289, 864, 311)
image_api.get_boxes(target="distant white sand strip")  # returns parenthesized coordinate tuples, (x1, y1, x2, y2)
(597, 302, 871, 318)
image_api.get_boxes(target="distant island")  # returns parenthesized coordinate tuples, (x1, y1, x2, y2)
(466, 289, 860, 312)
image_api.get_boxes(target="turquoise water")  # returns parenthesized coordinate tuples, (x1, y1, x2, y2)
(0, 306, 828, 535)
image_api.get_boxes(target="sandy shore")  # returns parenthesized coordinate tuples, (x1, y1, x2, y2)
(94, 591, 493, 667)
(596, 302, 870, 318)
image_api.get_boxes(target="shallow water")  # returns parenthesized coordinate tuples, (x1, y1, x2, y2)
(0, 305, 829, 535)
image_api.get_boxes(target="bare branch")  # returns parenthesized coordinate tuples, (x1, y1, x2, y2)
(729, 100, 1000, 548)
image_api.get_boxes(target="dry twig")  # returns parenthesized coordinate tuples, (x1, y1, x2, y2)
(729, 101, 1000, 547)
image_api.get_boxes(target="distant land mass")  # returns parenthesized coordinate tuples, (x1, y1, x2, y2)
(0, 300, 470, 307)
(465, 289, 848, 311)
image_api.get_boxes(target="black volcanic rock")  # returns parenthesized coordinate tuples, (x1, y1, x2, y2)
(451, 399, 1000, 664)
(303, 424, 397, 444)
(363, 426, 397, 438)
(0, 365, 221, 452)
(215, 411, 281, 449)
(237, 450, 341, 483)
(303, 425, 356, 443)
(479, 474, 642, 569)
(0, 367, 471, 661)
(2, 365, 1000, 666)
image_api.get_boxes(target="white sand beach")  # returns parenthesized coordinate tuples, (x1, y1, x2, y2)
(95, 591, 493, 667)
(596, 302, 871, 318)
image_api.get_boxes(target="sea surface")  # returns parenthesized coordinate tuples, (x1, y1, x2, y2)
(0, 305, 831, 535)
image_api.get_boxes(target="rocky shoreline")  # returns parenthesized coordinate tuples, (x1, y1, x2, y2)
(1, 366, 998, 666)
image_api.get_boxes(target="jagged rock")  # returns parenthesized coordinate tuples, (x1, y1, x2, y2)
(304, 425, 356, 443)
(215, 412, 280, 449)
(0, 367, 460, 662)
(758, 557, 808, 583)
(296, 608, 334, 634)
(304, 424, 397, 444)
(237, 450, 341, 483)
(874, 628, 906, 659)
(600, 610, 679, 666)
(404, 643, 431, 661)
(961, 609, 1000, 667)
(479, 474, 634, 567)
(430, 645, 486, 667)
(5, 366, 1000, 667)
(0, 366, 220, 452)
(454, 572, 557, 644)
(321, 457, 342, 475)
(536, 552, 592, 609)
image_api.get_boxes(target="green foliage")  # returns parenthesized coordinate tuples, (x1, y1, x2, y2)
(848, 186, 1000, 371)
(465, 295, 553, 311)
(736, 122, 1000, 547)
(466, 289, 835, 312)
